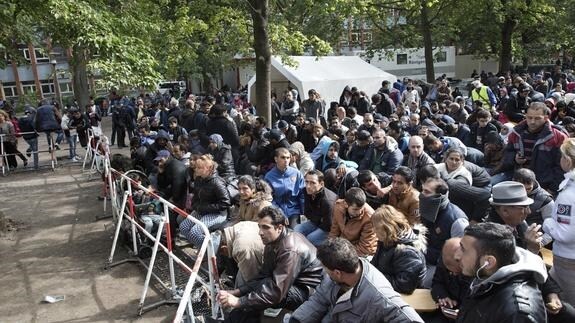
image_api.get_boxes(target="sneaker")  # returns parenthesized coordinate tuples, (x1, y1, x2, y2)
(26, 151, 31, 157)
(54, 144, 61, 150)
(74, 155, 83, 161)
(23, 160, 28, 167)
(72, 156, 81, 162)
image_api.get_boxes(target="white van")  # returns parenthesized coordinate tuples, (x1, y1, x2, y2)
(157, 81, 186, 95)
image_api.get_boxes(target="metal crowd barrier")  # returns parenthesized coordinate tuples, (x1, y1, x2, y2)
(0, 131, 57, 175)
(82, 127, 108, 179)
(100, 154, 223, 322)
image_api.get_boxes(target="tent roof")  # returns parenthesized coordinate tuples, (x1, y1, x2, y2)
(271, 55, 393, 83)
(248, 56, 397, 105)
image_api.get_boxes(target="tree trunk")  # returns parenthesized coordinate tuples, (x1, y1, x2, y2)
(420, 0, 435, 83)
(249, 0, 272, 127)
(202, 72, 213, 95)
(70, 44, 90, 112)
(10, 41, 23, 97)
(10, 60, 23, 97)
(499, 17, 516, 73)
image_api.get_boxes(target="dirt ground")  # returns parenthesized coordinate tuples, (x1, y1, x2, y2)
(0, 118, 178, 323)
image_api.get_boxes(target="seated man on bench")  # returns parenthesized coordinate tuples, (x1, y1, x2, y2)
(217, 206, 323, 323)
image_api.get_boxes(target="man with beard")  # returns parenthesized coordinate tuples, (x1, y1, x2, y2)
(359, 128, 403, 183)
(502, 102, 567, 194)
(388, 166, 420, 225)
(454, 223, 547, 323)
(286, 237, 423, 323)
(294, 170, 337, 247)
(217, 206, 323, 323)
(329, 188, 377, 257)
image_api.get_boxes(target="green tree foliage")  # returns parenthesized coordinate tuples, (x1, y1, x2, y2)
(356, 0, 457, 82)
(452, 0, 565, 72)
(43, 0, 162, 108)
(0, 1, 42, 66)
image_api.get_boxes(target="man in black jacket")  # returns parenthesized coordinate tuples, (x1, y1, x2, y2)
(207, 104, 240, 167)
(454, 222, 547, 323)
(217, 206, 323, 323)
(294, 170, 337, 247)
(155, 149, 187, 240)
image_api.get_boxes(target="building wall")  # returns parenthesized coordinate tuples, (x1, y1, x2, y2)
(0, 45, 74, 101)
(350, 46, 456, 80)
(455, 55, 499, 79)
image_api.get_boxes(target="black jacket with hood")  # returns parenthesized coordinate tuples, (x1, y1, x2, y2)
(371, 225, 427, 294)
(456, 248, 547, 323)
(208, 136, 236, 181)
(143, 130, 170, 175)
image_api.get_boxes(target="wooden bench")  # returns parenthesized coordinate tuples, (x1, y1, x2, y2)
(400, 289, 438, 313)
(541, 247, 553, 268)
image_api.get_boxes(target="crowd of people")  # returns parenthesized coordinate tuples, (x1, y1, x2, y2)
(4, 65, 575, 322)
(0, 98, 102, 169)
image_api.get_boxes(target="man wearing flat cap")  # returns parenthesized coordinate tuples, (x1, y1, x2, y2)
(487, 181, 543, 254)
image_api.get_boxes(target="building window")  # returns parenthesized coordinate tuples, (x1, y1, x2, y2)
(3, 85, 17, 98)
(22, 84, 36, 94)
(397, 54, 408, 65)
(363, 32, 373, 45)
(41, 80, 55, 95)
(35, 49, 50, 63)
(60, 82, 73, 93)
(435, 51, 447, 63)
(350, 32, 361, 45)
(22, 48, 31, 62)
(21, 48, 50, 63)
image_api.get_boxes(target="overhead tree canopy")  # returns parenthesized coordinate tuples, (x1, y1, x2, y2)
(2, 0, 575, 111)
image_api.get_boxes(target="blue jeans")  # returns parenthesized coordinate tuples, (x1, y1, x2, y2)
(25, 137, 38, 168)
(294, 221, 328, 247)
(67, 134, 77, 159)
(45, 130, 63, 147)
(179, 212, 227, 248)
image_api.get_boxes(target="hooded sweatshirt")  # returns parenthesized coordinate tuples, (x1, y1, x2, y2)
(458, 248, 547, 323)
(314, 138, 358, 172)
(289, 141, 314, 175)
(371, 225, 428, 294)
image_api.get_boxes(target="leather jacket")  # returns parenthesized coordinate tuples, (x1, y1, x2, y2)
(238, 229, 323, 310)
(191, 173, 231, 215)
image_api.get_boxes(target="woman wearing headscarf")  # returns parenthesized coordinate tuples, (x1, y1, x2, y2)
(207, 133, 236, 181)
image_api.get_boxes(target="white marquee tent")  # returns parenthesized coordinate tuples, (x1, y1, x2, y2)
(247, 55, 397, 107)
